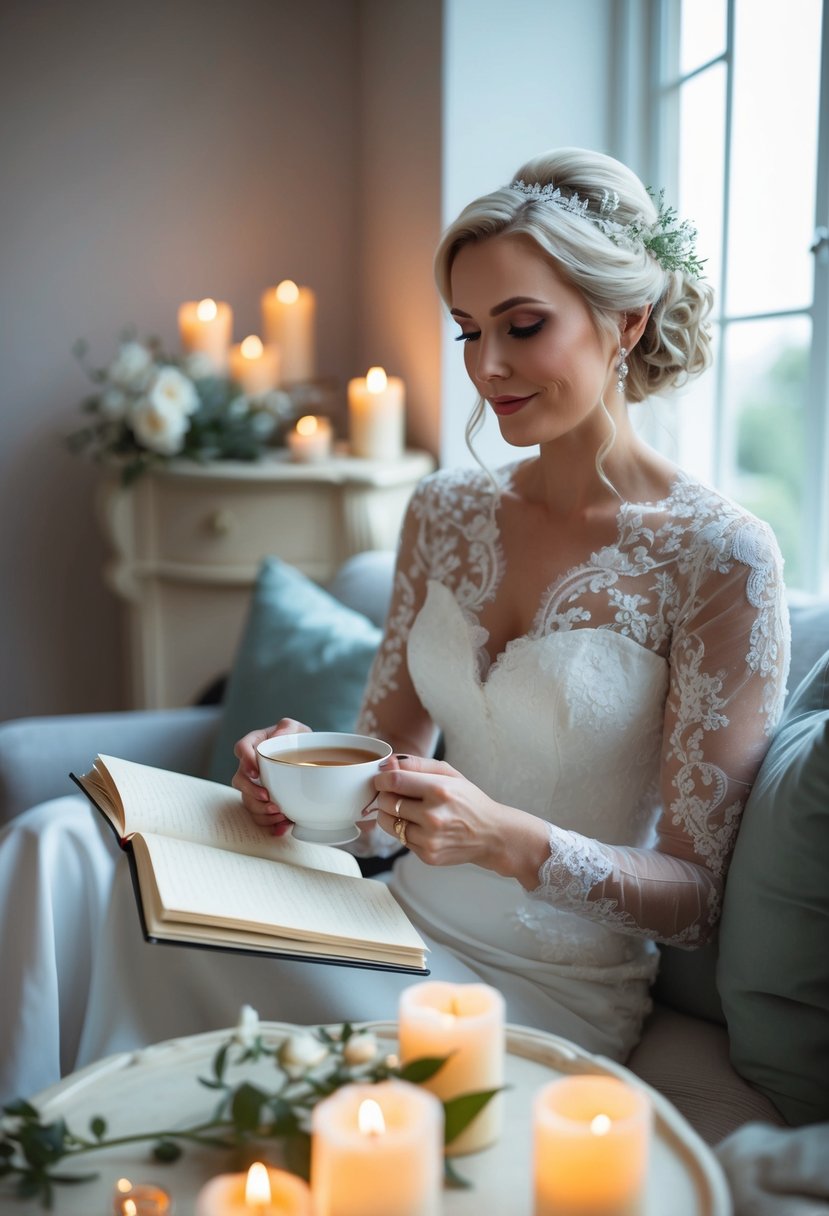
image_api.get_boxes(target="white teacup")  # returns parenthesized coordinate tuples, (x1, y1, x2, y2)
(256, 731, 393, 845)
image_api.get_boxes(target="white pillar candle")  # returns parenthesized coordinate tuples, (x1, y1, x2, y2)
(178, 297, 233, 372)
(229, 334, 280, 396)
(533, 1076, 652, 1216)
(311, 1080, 443, 1216)
(195, 1161, 312, 1215)
(397, 980, 505, 1155)
(286, 414, 333, 462)
(347, 366, 405, 460)
(261, 280, 316, 384)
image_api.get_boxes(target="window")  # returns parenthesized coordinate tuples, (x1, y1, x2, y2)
(647, 0, 828, 592)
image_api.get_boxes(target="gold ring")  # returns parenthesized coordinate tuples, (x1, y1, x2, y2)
(393, 797, 403, 817)
(394, 817, 408, 847)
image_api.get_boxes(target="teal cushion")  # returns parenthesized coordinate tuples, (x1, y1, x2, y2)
(207, 558, 382, 786)
(717, 649, 829, 1125)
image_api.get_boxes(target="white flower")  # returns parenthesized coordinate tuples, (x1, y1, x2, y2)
(148, 366, 199, 417)
(343, 1032, 378, 1066)
(183, 351, 218, 381)
(129, 394, 189, 456)
(234, 1004, 260, 1047)
(108, 341, 154, 391)
(227, 395, 250, 419)
(278, 1032, 329, 1075)
(99, 386, 128, 419)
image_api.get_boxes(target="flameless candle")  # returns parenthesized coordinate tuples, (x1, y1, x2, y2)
(311, 1080, 443, 1216)
(398, 981, 504, 1155)
(533, 1075, 652, 1216)
(261, 280, 316, 384)
(286, 414, 333, 462)
(229, 334, 281, 396)
(112, 1177, 172, 1214)
(194, 1160, 312, 1215)
(347, 366, 405, 460)
(178, 297, 233, 372)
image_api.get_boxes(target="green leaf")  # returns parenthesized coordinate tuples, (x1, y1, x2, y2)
(397, 1055, 451, 1084)
(443, 1156, 473, 1189)
(443, 1089, 502, 1146)
(213, 1041, 230, 1084)
(152, 1139, 182, 1164)
(231, 1083, 268, 1134)
(4, 1098, 39, 1120)
(89, 1116, 106, 1140)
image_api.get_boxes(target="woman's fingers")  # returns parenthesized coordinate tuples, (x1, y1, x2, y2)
(233, 719, 310, 833)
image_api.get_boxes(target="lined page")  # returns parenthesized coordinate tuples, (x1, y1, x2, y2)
(136, 832, 426, 954)
(97, 756, 359, 878)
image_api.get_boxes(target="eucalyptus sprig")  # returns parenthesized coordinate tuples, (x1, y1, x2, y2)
(0, 1016, 501, 1209)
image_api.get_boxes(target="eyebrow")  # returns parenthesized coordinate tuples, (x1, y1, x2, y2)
(450, 296, 545, 319)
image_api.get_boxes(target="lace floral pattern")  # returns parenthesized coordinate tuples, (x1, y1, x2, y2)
(357, 464, 790, 949)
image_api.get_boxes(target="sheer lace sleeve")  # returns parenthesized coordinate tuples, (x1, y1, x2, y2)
(527, 514, 790, 947)
(350, 478, 441, 858)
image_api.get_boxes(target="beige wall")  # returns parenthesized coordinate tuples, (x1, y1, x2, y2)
(0, 0, 363, 718)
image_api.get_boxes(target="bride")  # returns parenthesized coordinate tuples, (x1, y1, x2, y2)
(0, 147, 790, 1098)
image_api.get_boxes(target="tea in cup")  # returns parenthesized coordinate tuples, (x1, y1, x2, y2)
(256, 731, 393, 844)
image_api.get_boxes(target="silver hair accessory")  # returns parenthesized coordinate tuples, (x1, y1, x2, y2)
(510, 180, 705, 278)
(616, 346, 629, 394)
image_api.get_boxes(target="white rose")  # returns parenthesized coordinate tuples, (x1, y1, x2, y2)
(343, 1032, 378, 1066)
(148, 366, 199, 417)
(278, 1032, 329, 1075)
(99, 386, 128, 419)
(108, 341, 154, 391)
(234, 1004, 260, 1047)
(129, 395, 189, 456)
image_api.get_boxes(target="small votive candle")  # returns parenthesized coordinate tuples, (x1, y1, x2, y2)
(347, 366, 405, 460)
(229, 334, 281, 396)
(287, 414, 333, 462)
(533, 1076, 652, 1216)
(397, 980, 505, 1155)
(194, 1161, 312, 1215)
(178, 297, 233, 373)
(311, 1080, 443, 1216)
(112, 1177, 172, 1214)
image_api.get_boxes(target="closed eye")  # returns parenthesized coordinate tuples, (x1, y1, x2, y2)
(454, 331, 481, 343)
(508, 319, 545, 339)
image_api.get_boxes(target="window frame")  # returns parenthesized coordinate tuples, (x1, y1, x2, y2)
(625, 0, 829, 593)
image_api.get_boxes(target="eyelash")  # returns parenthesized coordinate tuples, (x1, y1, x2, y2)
(454, 318, 546, 343)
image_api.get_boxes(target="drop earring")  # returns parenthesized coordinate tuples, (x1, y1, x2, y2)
(616, 346, 629, 395)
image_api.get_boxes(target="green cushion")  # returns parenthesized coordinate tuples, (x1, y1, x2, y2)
(717, 649, 829, 1125)
(207, 558, 382, 786)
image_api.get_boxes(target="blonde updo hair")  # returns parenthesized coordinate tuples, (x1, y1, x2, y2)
(435, 147, 713, 403)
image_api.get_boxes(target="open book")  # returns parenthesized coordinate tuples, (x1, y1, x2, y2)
(72, 755, 428, 974)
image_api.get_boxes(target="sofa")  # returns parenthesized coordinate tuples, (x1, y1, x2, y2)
(1, 550, 827, 1157)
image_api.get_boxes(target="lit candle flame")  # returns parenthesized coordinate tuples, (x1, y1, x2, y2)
(358, 1097, 386, 1137)
(123, 1202, 137, 1216)
(240, 335, 264, 360)
(590, 1113, 612, 1136)
(276, 279, 300, 304)
(296, 415, 319, 436)
(115, 1178, 132, 1194)
(245, 1161, 272, 1204)
(196, 298, 218, 321)
(366, 366, 388, 394)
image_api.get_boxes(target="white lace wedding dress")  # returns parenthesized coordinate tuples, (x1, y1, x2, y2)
(0, 464, 790, 1101)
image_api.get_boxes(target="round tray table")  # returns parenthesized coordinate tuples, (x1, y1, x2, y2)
(3, 1021, 732, 1215)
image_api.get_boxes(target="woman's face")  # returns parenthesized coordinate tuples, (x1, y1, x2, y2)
(449, 233, 618, 449)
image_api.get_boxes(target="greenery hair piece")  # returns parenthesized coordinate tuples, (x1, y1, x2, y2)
(510, 180, 706, 279)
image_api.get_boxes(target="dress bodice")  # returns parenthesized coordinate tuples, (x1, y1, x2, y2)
(356, 462, 790, 952)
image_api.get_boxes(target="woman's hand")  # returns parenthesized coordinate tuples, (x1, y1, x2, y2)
(232, 719, 311, 836)
(373, 755, 548, 883)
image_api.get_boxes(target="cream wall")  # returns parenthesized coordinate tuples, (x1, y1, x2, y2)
(0, 0, 614, 720)
(0, 0, 361, 719)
